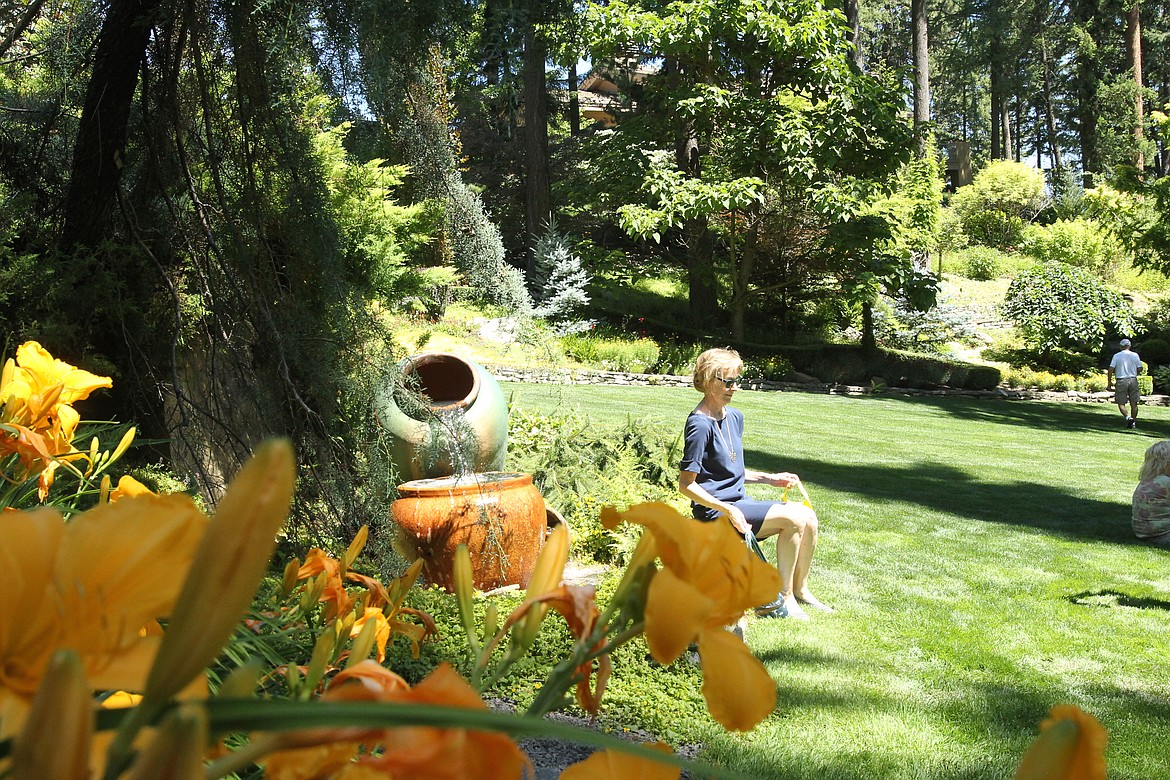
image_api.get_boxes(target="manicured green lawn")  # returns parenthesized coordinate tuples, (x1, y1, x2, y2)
(501, 382, 1170, 780)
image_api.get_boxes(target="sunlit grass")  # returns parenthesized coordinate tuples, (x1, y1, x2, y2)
(504, 382, 1170, 779)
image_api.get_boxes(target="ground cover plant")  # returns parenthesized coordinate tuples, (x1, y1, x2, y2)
(501, 381, 1170, 779)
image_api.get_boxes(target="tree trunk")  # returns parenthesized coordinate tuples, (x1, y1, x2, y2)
(1041, 36, 1064, 170)
(844, 0, 862, 66)
(668, 56, 719, 323)
(1001, 100, 1013, 161)
(523, 22, 551, 269)
(990, 59, 1002, 158)
(912, 0, 930, 156)
(1127, 0, 1144, 170)
(728, 212, 756, 343)
(862, 301, 876, 354)
(1074, 0, 1099, 186)
(684, 217, 719, 325)
(59, 0, 163, 251)
(568, 61, 580, 136)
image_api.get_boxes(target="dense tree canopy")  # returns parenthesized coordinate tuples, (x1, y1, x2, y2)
(0, 0, 1167, 530)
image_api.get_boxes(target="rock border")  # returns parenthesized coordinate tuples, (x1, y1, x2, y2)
(487, 364, 1170, 407)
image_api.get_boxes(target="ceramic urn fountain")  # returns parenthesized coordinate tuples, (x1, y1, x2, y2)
(377, 353, 547, 591)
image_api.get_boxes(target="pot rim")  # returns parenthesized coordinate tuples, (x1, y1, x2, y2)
(402, 352, 481, 412)
(395, 471, 534, 496)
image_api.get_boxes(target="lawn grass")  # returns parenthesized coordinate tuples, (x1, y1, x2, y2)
(501, 381, 1170, 779)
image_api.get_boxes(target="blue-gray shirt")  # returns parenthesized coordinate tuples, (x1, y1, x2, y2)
(680, 409, 746, 509)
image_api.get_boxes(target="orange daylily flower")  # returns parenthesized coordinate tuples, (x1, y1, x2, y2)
(501, 584, 610, 715)
(0, 494, 207, 739)
(601, 502, 781, 731)
(559, 742, 678, 780)
(349, 609, 393, 663)
(295, 542, 434, 663)
(264, 662, 530, 780)
(297, 548, 357, 621)
(1014, 705, 1108, 780)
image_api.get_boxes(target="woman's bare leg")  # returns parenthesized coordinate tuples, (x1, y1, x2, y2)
(792, 513, 819, 599)
(756, 504, 813, 598)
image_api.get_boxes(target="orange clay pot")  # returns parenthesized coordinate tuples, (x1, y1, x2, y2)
(390, 472, 546, 592)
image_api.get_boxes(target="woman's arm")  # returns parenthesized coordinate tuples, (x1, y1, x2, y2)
(679, 470, 751, 534)
(744, 468, 797, 487)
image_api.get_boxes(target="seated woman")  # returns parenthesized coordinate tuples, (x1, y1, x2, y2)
(1132, 440, 1170, 546)
(678, 348, 830, 620)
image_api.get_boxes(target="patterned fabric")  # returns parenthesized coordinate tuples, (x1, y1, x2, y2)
(1131, 475, 1170, 545)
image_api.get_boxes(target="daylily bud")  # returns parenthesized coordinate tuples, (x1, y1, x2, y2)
(347, 617, 378, 667)
(305, 629, 337, 692)
(483, 601, 498, 643)
(110, 426, 136, 464)
(86, 437, 99, 476)
(217, 660, 265, 699)
(344, 524, 369, 568)
(13, 650, 91, 780)
(300, 571, 328, 614)
(142, 440, 295, 707)
(280, 558, 301, 597)
(286, 663, 303, 694)
(99, 474, 112, 504)
(124, 704, 209, 780)
(454, 544, 480, 655)
(511, 522, 568, 652)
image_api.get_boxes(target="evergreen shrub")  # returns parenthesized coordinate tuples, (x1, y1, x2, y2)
(506, 408, 680, 566)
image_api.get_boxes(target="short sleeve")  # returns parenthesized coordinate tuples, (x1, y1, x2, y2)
(680, 414, 710, 474)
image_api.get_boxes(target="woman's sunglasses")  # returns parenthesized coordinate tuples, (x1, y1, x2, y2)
(716, 376, 741, 388)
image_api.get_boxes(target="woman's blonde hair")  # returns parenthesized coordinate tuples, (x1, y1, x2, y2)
(1140, 440, 1170, 482)
(692, 348, 743, 391)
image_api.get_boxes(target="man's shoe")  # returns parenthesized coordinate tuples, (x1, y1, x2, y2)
(1129, 417, 1138, 429)
(753, 598, 788, 619)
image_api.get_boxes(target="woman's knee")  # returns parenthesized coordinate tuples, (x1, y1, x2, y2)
(764, 504, 809, 534)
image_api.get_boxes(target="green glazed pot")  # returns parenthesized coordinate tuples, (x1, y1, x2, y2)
(375, 352, 509, 482)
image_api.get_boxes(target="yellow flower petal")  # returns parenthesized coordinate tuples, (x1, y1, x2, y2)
(1014, 705, 1107, 780)
(559, 742, 678, 780)
(109, 475, 156, 502)
(643, 567, 714, 664)
(57, 495, 208, 652)
(696, 627, 777, 731)
(15, 341, 112, 404)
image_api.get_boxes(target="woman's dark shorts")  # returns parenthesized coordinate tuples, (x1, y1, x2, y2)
(692, 499, 784, 535)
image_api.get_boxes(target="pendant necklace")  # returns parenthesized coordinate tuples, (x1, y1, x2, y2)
(714, 415, 737, 461)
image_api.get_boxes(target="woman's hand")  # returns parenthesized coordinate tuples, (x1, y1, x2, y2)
(723, 504, 751, 535)
(768, 472, 798, 488)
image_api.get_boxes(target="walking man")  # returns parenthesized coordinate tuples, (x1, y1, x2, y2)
(1108, 338, 1142, 429)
